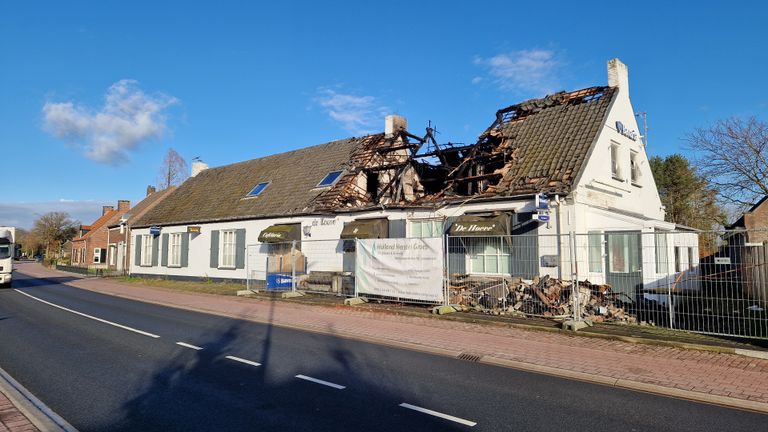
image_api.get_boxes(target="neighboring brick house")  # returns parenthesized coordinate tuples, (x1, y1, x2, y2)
(71, 200, 130, 268)
(727, 196, 768, 243)
(106, 186, 176, 273)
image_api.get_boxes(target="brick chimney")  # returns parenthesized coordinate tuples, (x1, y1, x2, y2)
(117, 200, 130, 211)
(146, 185, 157, 196)
(191, 160, 209, 177)
(385, 115, 407, 138)
(102, 206, 114, 216)
(607, 58, 629, 94)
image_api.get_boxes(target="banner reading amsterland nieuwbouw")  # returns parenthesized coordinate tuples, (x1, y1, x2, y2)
(356, 238, 444, 302)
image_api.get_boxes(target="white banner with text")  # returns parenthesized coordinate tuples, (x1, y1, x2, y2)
(356, 238, 444, 302)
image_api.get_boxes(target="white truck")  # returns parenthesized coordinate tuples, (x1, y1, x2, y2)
(0, 227, 14, 288)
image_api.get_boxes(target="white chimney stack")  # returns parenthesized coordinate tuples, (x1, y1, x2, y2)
(385, 115, 407, 138)
(607, 58, 629, 93)
(191, 160, 209, 177)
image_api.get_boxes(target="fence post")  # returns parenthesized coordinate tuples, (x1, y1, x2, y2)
(291, 240, 297, 292)
(569, 231, 582, 323)
(353, 238, 359, 298)
(444, 234, 450, 307)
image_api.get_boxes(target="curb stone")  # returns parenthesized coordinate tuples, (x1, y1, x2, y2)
(0, 365, 78, 432)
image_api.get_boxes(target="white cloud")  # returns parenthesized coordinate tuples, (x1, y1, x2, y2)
(315, 88, 388, 135)
(0, 200, 113, 229)
(43, 80, 178, 165)
(473, 49, 561, 95)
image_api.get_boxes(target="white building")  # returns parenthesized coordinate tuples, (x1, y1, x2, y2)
(129, 59, 696, 299)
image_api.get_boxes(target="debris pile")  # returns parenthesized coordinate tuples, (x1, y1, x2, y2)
(448, 274, 639, 324)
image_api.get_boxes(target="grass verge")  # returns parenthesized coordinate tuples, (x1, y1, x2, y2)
(117, 276, 243, 296)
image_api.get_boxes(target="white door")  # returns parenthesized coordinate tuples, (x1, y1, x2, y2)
(116, 242, 125, 271)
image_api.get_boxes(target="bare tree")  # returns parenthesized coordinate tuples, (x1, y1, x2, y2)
(687, 117, 768, 207)
(157, 148, 189, 189)
(32, 212, 79, 258)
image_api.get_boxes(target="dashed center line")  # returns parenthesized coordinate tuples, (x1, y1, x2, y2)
(295, 374, 346, 389)
(13, 289, 161, 338)
(225, 356, 261, 367)
(399, 403, 477, 427)
(176, 342, 203, 350)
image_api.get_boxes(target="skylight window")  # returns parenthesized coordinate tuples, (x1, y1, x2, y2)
(317, 170, 343, 187)
(247, 182, 270, 197)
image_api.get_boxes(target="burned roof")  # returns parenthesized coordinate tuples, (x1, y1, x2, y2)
(492, 86, 616, 195)
(133, 136, 385, 227)
(134, 86, 618, 227)
(433, 86, 617, 200)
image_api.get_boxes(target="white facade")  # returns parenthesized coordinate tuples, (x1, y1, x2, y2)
(130, 59, 697, 297)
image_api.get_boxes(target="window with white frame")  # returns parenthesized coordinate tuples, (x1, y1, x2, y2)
(630, 150, 641, 185)
(469, 238, 510, 274)
(588, 231, 603, 272)
(608, 233, 640, 273)
(141, 234, 153, 266)
(169, 233, 182, 267)
(93, 248, 102, 264)
(611, 143, 623, 180)
(410, 219, 443, 238)
(109, 245, 117, 266)
(73, 248, 78, 264)
(220, 230, 236, 268)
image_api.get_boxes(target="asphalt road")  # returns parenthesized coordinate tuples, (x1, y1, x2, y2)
(0, 270, 765, 431)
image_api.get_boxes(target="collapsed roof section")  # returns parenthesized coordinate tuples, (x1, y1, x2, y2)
(324, 85, 618, 210)
(422, 86, 617, 201)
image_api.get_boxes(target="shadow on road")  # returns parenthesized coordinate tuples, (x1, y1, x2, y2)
(99, 296, 466, 432)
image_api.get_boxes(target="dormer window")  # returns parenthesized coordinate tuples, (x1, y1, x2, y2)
(247, 182, 270, 197)
(317, 170, 343, 187)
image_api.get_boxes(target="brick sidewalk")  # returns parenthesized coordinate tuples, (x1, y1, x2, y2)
(0, 393, 38, 432)
(22, 263, 768, 410)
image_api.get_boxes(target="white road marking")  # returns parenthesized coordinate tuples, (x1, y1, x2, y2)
(176, 342, 203, 350)
(13, 289, 161, 338)
(225, 356, 261, 367)
(295, 374, 346, 390)
(399, 403, 477, 427)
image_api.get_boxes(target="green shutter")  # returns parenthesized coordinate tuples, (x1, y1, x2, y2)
(151, 235, 159, 267)
(161, 233, 169, 267)
(210, 230, 219, 268)
(181, 233, 190, 268)
(134, 235, 142, 266)
(235, 229, 246, 269)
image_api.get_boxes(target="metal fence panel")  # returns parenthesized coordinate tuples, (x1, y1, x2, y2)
(245, 230, 768, 339)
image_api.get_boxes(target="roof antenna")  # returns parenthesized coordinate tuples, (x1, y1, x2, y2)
(635, 112, 648, 148)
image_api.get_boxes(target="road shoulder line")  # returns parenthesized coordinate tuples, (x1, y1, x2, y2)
(13, 289, 161, 339)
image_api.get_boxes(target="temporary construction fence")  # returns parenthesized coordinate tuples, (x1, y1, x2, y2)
(246, 237, 446, 305)
(447, 231, 768, 339)
(246, 230, 768, 339)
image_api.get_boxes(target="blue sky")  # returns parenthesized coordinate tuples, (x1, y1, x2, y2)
(1, 1, 767, 228)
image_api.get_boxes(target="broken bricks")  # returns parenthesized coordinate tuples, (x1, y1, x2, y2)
(448, 274, 640, 324)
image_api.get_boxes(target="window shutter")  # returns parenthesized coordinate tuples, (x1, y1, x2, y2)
(161, 233, 169, 267)
(235, 228, 246, 269)
(210, 230, 219, 268)
(181, 233, 190, 268)
(134, 235, 142, 266)
(152, 235, 159, 266)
